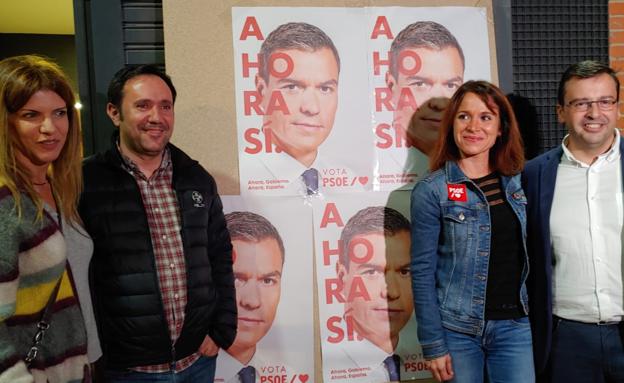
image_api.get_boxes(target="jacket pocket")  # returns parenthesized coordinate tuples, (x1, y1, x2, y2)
(438, 203, 477, 310)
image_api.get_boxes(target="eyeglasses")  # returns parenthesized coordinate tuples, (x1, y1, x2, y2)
(565, 98, 618, 112)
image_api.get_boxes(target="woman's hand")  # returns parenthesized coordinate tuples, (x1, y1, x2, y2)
(428, 354, 454, 382)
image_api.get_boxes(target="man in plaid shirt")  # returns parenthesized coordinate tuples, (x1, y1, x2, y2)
(79, 64, 237, 382)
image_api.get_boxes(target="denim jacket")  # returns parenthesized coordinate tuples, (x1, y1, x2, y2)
(410, 161, 529, 359)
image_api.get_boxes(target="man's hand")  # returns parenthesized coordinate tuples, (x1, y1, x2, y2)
(199, 335, 219, 357)
(428, 353, 454, 382)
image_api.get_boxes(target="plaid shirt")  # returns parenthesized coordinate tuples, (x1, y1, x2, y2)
(120, 147, 201, 373)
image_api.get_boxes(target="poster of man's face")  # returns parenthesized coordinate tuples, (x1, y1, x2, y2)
(255, 27, 340, 166)
(217, 197, 314, 382)
(337, 213, 413, 353)
(226, 212, 285, 362)
(313, 192, 430, 382)
(385, 33, 465, 149)
(233, 8, 374, 196)
(369, 8, 492, 190)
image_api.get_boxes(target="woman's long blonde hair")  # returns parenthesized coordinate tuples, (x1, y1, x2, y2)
(0, 55, 83, 222)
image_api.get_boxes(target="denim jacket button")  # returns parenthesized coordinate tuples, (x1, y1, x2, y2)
(459, 212, 465, 221)
(477, 275, 486, 281)
(480, 225, 490, 231)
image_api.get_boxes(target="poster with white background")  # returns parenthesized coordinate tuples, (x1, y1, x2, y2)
(216, 195, 314, 383)
(232, 7, 373, 197)
(312, 191, 430, 382)
(368, 7, 491, 191)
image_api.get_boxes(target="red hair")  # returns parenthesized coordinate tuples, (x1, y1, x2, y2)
(429, 80, 524, 176)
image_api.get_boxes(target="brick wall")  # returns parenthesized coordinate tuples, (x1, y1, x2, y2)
(610, 1, 624, 129)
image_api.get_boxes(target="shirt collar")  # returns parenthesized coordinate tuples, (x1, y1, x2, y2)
(337, 334, 394, 367)
(560, 131, 620, 168)
(117, 140, 171, 178)
(445, 161, 470, 183)
(216, 349, 262, 380)
(260, 149, 321, 180)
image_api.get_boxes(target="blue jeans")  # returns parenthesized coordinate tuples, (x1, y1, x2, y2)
(549, 318, 624, 383)
(105, 355, 217, 383)
(444, 317, 535, 383)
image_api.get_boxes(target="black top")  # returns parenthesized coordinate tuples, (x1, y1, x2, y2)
(472, 172, 524, 320)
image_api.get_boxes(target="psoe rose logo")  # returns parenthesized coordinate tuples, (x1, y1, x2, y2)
(447, 184, 467, 202)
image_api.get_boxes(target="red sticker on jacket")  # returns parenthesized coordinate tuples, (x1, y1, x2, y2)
(447, 184, 467, 202)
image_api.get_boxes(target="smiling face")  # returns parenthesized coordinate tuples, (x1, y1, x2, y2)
(453, 92, 501, 163)
(10, 89, 69, 177)
(338, 231, 413, 353)
(107, 74, 174, 162)
(229, 238, 283, 357)
(256, 48, 339, 167)
(386, 46, 464, 149)
(557, 73, 618, 159)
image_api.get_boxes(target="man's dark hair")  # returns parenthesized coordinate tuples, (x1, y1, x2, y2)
(338, 206, 410, 269)
(259, 22, 340, 82)
(225, 211, 285, 264)
(107, 64, 177, 110)
(557, 60, 619, 106)
(389, 21, 465, 79)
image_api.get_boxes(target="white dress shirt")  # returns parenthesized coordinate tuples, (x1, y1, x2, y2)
(550, 132, 624, 323)
(215, 350, 264, 383)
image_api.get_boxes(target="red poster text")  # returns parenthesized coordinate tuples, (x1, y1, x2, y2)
(375, 123, 410, 149)
(239, 16, 264, 40)
(370, 16, 394, 40)
(326, 315, 364, 343)
(243, 128, 283, 154)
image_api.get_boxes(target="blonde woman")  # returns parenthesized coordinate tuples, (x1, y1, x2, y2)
(0, 55, 98, 382)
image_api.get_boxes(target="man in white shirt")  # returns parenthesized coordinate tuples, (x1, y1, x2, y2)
(523, 60, 624, 383)
(216, 212, 285, 383)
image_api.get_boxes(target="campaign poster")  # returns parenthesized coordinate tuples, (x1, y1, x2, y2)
(216, 196, 314, 383)
(369, 7, 492, 191)
(313, 191, 430, 382)
(232, 7, 374, 197)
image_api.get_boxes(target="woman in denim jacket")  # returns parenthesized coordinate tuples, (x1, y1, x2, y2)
(410, 81, 533, 383)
